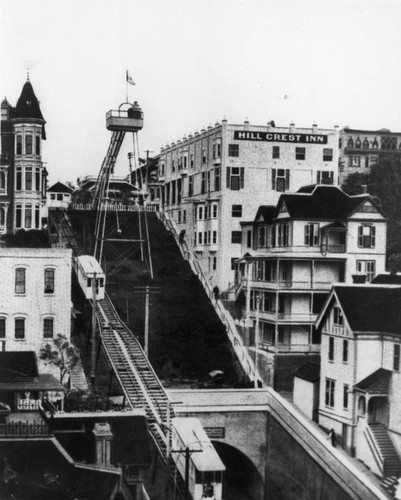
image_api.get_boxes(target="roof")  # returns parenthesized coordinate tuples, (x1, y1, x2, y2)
(13, 80, 45, 122)
(354, 368, 392, 394)
(172, 417, 225, 471)
(0, 374, 65, 392)
(0, 440, 127, 500)
(52, 413, 151, 467)
(293, 362, 320, 382)
(77, 255, 104, 275)
(254, 205, 276, 223)
(0, 351, 38, 380)
(334, 285, 401, 334)
(371, 273, 401, 285)
(276, 185, 374, 220)
(48, 181, 74, 194)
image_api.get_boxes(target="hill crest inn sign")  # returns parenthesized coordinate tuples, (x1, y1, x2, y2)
(233, 130, 328, 144)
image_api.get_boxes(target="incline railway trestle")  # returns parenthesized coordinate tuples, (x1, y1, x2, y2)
(48, 210, 187, 499)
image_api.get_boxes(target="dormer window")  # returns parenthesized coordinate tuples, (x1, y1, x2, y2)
(333, 306, 343, 326)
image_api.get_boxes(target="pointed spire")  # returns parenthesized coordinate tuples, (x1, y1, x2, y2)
(26, 67, 30, 81)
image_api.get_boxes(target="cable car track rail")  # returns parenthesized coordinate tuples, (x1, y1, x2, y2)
(49, 209, 187, 499)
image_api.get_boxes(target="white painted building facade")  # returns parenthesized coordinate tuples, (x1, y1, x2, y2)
(317, 284, 401, 477)
(159, 120, 339, 291)
(237, 186, 387, 357)
(0, 247, 72, 371)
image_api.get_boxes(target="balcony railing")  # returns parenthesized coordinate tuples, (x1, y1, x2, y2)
(247, 279, 337, 291)
(17, 399, 41, 411)
(257, 311, 317, 323)
(259, 342, 320, 354)
(321, 244, 346, 253)
(0, 421, 52, 438)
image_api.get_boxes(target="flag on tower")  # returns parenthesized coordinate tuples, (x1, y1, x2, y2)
(126, 70, 135, 86)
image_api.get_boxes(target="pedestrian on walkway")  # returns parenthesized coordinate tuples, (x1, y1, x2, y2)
(328, 428, 337, 447)
(213, 285, 220, 301)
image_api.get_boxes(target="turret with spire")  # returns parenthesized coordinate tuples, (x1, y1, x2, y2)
(0, 76, 48, 233)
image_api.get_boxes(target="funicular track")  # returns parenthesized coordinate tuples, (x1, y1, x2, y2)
(49, 210, 187, 498)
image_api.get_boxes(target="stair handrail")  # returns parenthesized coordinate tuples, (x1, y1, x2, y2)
(156, 210, 261, 384)
(364, 426, 386, 475)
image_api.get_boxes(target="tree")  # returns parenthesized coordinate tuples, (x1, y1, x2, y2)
(39, 334, 80, 385)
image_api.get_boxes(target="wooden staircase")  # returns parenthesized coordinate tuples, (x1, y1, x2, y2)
(368, 423, 401, 477)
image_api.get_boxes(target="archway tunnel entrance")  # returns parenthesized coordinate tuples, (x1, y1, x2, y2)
(212, 441, 264, 500)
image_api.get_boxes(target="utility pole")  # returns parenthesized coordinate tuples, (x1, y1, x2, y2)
(144, 150, 154, 188)
(133, 285, 161, 356)
(254, 292, 260, 389)
(170, 446, 202, 500)
(91, 272, 97, 387)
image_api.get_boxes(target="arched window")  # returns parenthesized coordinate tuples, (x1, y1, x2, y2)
(358, 395, 366, 415)
(24, 204, 32, 229)
(355, 137, 361, 148)
(35, 167, 41, 191)
(16, 167, 22, 191)
(15, 205, 22, 228)
(0, 171, 5, 193)
(347, 137, 354, 148)
(25, 167, 32, 191)
(25, 134, 33, 155)
(16, 135, 22, 155)
(35, 205, 40, 229)
(0, 207, 5, 227)
(363, 138, 369, 149)
(372, 138, 378, 149)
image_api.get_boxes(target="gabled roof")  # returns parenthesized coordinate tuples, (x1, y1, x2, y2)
(0, 351, 38, 380)
(48, 181, 74, 193)
(293, 361, 320, 382)
(254, 205, 276, 223)
(371, 273, 401, 286)
(333, 285, 401, 334)
(275, 185, 375, 220)
(354, 368, 392, 394)
(13, 80, 45, 122)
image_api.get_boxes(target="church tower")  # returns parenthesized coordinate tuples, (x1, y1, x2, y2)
(0, 76, 48, 233)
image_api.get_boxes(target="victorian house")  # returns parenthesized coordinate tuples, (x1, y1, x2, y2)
(0, 77, 48, 234)
(316, 284, 401, 478)
(235, 185, 387, 387)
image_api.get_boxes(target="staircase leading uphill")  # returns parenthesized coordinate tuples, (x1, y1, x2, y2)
(367, 423, 401, 477)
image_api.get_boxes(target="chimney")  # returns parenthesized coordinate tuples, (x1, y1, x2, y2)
(361, 184, 368, 194)
(244, 119, 250, 130)
(312, 122, 318, 133)
(93, 422, 113, 467)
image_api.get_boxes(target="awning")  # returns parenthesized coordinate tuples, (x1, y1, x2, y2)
(354, 368, 391, 396)
(0, 374, 65, 392)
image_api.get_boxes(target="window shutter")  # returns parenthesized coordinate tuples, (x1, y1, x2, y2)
(285, 170, 290, 190)
(372, 225, 376, 247)
(358, 225, 363, 246)
(272, 169, 276, 190)
(240, 168, 245, 189)
(304, 224, 310, 245)
(317, 171, 321, 184)
(226, 167, 231, 188)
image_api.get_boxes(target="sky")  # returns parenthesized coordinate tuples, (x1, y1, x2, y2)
(1, 0, 401, 185)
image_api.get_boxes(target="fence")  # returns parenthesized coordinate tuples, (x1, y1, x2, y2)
(71, 202, 157, 212)
(157, 210, 260, 384)
(0, 421, 52, 438)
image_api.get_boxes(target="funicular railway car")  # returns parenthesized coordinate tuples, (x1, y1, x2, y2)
(76, 255, 105, 300)
(171, 418, 225, 500)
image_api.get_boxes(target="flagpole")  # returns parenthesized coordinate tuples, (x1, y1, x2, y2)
(126, 71, 128, 102)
